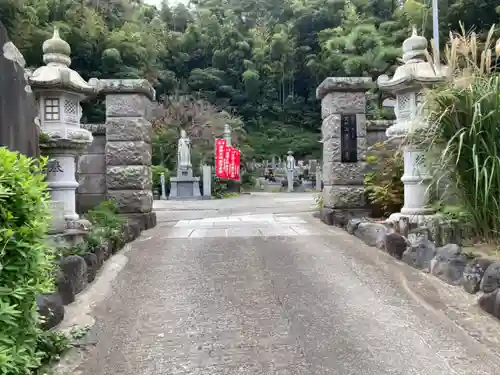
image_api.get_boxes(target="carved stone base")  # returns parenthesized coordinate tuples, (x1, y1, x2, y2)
(169, 176, 202, 200)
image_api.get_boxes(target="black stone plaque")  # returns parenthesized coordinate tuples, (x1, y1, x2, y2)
(340, 114, 357, 163)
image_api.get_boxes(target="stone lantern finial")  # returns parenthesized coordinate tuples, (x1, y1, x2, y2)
(402, 26, 428, 63)
(42, 27, 72, 67)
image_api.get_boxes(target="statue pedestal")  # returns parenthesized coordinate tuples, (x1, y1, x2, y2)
(168, 167, 202, 200)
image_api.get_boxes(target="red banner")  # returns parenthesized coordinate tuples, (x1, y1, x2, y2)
(224, 145, 232, 178)
(229, 148, 236, 180)
(234, 149, 241, 180)
(215, 139, 241, 181)
(215, 139, 227, 178)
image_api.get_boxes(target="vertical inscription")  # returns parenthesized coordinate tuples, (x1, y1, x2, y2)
(340, 114, 357, 163)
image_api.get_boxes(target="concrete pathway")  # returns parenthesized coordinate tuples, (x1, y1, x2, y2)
(63, 193, 500, 375)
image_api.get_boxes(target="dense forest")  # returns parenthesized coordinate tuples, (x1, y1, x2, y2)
(1, 0, 499, 166)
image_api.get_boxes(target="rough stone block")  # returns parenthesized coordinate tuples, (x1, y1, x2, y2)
(323, 185, 366, 209)
(36, 292, 65, 330)
(81, 123, 106, 136)
(317, 77, 373, 100)
(76, 193, 105, 214)
(429, 244, 467, 285)
(106, 117, 152, 143)
(479, 289, 500, 319)
(322, 114, 367, 138)
(402, 237, 436, 270)
(480, 262, 500, 293)
(323, 162, 366, 185)
(107, 165, 152, 190)
(105, 141, 152, 166)
(462, 258, 493, 294)
(78, 153, 105, 174)
(82, 133, 106, 154)
(353, 222, 388, 248)
(57, 256, 88, 305)
(323, 137, 367, 163)
(77, 174, 106, 194)
(82, 252, 99, 283)
(107, 189, 153, 213)
(98, 79, 155, 100)
(105, 94, 150, 117)
(320, 207, 369, 227)
(320, 92, 367, 119)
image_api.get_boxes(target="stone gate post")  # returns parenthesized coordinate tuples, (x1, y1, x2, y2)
(316, 77, 373, 225)
(98, 79, 157, 230)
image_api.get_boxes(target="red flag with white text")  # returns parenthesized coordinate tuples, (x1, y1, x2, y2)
(215, 139, 227, 179)
(234, 149, 241, 180)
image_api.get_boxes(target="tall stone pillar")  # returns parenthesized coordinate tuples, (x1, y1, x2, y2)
(98, 79, 157, 230)
(316, 77, 372, 225)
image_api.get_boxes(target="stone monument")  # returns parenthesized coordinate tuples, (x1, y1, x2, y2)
(29, 27, 97, 223)
(377, 27, 445, 224)
(286, 150, 295, 192)
(168, 130, 202, 200)
(316, 76, 373, 225)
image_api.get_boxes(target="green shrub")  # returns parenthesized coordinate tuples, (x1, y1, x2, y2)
(0, 148, 55, 374)
(364, 142, 404, 217)
(212, 176, 228, 199)
(85, 200, 125, 249)
(85, 200, 124, 229)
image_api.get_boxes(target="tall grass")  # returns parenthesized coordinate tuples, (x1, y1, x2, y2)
(423, 24, 500, 240)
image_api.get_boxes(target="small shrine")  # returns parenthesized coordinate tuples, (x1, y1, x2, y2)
(28, 28, 98, 223)
(377, 26, 446, 223)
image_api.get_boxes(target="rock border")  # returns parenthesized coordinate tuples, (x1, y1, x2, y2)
(37, 218, 150, 330)
(316, 213, 500, 321)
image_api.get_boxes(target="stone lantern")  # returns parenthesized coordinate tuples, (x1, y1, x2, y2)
(29, 28, 97, 222)
(377, 27, 446, 223)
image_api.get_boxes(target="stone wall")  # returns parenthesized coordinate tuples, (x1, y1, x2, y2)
(76, 124, 106, 214)
(0, 21, 39, 157)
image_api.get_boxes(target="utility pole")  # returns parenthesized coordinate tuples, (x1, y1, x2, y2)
(432, 0, 440, 70)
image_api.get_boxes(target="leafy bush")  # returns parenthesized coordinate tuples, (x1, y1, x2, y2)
(212, 176, 228, 199)
(240, 170, 255, 188)
(85, 200, 125, 249)
(364, 142, 404, 217)
(0, 149, 55, 374)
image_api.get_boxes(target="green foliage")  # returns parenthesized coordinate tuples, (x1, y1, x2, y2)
(422, 26, 500, 240)
(314, 193, 324, 210)
(0, 148, 55, 375)
(85, 200, 124, 230)
(364, 142, 404, 217)
(151, 165, 170, 192)
(35, 325, 91, 374)
(2, 0, 498, 160)
(85, 200, 125, 249)
(211, 176, 240, 198)
(35, 331, 71, 372)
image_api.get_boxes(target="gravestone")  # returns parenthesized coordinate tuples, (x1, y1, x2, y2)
(317, 77, 372, 224)
(169, 130, 202, 200)
(202, 165, 211, 199)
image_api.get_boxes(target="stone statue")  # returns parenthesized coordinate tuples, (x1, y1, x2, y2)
(178, 129, 191, 168)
